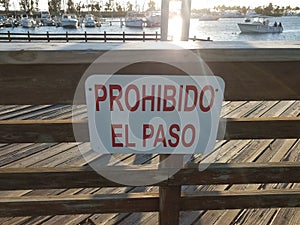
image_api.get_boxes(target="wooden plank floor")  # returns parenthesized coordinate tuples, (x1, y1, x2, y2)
(0, 101, 299, 225)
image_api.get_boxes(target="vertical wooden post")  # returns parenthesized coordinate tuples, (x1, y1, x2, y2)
(161, 0, 170, 41)
(104, 31, 107, 42)
(8, 31, 11, 42)
(85, 31, 87, 42)
(123, 31, 125, 42)
(181, 0, 192, 41)
(27, 31, 31, 42)
(47, 31, 50, 42)
(143, 31, 145, 42)
(159, 154, 182, 225)
(155, 31, 158, 41)
(66, 32, 68, 42)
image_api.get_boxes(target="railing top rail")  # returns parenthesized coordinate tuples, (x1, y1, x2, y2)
(1, 42, 300, 62)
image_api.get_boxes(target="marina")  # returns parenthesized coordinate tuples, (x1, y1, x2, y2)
(0, 41, 299, 224)
(1, 16, 300, 41)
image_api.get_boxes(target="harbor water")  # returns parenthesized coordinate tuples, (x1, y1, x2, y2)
(1, 16, 300, 41)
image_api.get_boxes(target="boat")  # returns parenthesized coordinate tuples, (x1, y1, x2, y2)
(96, 17, 107, 27)
(220, 10, 244, 18)
(21, 15, 37, 28)
(84, 14, 96, 27)
(61, 14, 78, 28)
(237, 17, 283, 33)
(3, 17, 17, 27)
(40, 11, 50, 24)
(198, 14, 220, 21)
(38, 11, 55, 26)
(145, 10, 161, 27)
(125, 11, 145, 28)
(43, 17, 56, 26)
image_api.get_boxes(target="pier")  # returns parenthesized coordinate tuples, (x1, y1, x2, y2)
(0, 41, 299, 224)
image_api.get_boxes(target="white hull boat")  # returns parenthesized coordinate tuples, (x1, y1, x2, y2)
(21, 15, 37, 28)
(145, 11, 161, 27)
(125, 18, 144, 28)
(85, 14, 96, 27)
(61, 14, 78, 28)
(238, 17, 283, 33)
(125, 11, 145, 28)
(199, 14, 220, 21)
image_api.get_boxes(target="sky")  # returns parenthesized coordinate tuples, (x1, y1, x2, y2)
(191, 0, 299, 9)
(6, 0, 300, 11)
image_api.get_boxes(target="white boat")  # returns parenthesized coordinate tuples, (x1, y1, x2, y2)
(85, 14, 96, 27)
(40, 11, 50, 24)
(21, 15, 37, 28)
(237, 17, 283, 33)
(3, 17, 16, 27)
(199, 14, 220, 21)
(220, 10, 244, 18)
(145, 11, 161, 27)
(61, 14, 78, 28)
(125, 11, 145, 28)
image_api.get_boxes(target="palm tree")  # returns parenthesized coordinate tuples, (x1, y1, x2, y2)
(0, 0, 10, 15)
(48, 0, 61, 16)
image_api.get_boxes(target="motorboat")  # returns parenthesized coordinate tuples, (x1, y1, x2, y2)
(85, 14, 96, 27)
(43, 17, 56, 26)
(220, 10, 244, 18)
(125, 11, 145, 28)
(237, 17, 283, 33)
(145, 11, 161, 27)
(39, 11, 56, 26)
(96, 17, 107, 27)
(40, 11, 50, 24)
(61, 14, 78, 28)
(198, 14, 220, 21)
(21, 15, 37, 28)
(3, 17, 18, 27)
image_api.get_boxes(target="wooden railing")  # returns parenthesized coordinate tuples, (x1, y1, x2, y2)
(0, 42, 299, 224)
(0, 31, 161, 42)
(0, 31, 211, 42)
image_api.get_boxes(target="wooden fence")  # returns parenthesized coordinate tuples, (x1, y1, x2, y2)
(0, 31, 211, 42)
(0, 42, 299, 224)
(0, 31, 161, 42)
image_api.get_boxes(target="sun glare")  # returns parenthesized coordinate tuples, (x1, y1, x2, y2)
(168, 15, 183, 41)
(168, 1, 183, 41)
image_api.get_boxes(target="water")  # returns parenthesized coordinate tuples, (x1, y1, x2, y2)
(189, 16, 300, 41)
(1, 16, 300, 41)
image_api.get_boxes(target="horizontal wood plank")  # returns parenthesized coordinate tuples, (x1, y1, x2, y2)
(181, 189, 300, 210)
(221, 117, 300, 140)
(0, 47, 300, 104)
(1, 190, 300, 217)
(0, 193, 159, 217)
(0, 120, 89, 143)
(0, 163, 300, 190)
(171, 162, 300, 185)
(0, 117, 299, 143)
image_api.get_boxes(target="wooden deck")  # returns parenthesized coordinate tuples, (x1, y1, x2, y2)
(0, 100, 299, 225)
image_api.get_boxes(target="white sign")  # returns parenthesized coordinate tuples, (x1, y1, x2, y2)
(85, 75, 225, 154)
